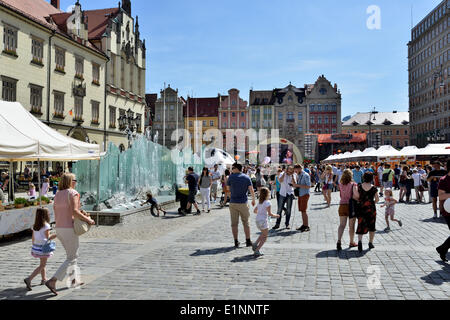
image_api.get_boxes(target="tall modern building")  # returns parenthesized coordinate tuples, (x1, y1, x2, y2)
(408, 0, 450, 147)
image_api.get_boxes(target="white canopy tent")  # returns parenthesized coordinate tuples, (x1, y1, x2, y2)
(0, 101, 103, 207)
(399, 146, 420, 156)
(416, 143, 450, 157)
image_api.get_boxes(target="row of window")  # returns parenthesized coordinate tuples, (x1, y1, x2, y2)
(411, 101, 449, 122)
(347, 129, 408, 135)
(222, 111, 245, 118)
(411, 3, 448, 44)
(410, 82, 449, 106)
(188, 120, 216, 127)
(309, 104, 337, 112)
(108, 107, 142, 131)
(410, 67, 449, 95)
(411, 117, 450, 134)
(310, 115, 337, 124)
(2, 24, 100, 83)
(410, 35, 449, 70)
(310, 128, 337, 134)
(278, 112, 303, 121)
(1, 76, 101, 122)
(410, 49, 449, 84)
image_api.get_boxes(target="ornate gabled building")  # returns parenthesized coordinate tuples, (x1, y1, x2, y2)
(249, 75, 342, 159)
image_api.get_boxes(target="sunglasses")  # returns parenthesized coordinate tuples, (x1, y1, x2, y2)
(73, 179, 77, 182)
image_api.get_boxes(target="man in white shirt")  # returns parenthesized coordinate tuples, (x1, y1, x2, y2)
(273, 166, 297, 230)
(210, 164, 221, 203)
(377, 164, 384, 197)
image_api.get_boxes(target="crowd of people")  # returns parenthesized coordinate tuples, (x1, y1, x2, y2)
(180, 160, 450, 261)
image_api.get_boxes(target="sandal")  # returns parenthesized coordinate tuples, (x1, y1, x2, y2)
(24, 278, 32, 291)
(40, 279, 47, 285)
(45, 280, 58, 296)
(349, 242, 358, 248)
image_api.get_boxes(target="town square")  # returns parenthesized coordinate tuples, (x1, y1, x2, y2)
(0, 0, 449, 306)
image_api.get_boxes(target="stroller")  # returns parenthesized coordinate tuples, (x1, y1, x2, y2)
(175, 186, 192, 215)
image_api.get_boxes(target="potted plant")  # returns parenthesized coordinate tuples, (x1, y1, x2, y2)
(37, 196, 50, 205)
(14, 198, 28, 209)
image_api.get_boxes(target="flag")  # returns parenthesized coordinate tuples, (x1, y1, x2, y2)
(69, 109, 73, 116)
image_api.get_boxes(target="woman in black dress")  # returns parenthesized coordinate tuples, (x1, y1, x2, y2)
(353, 172, 379, 252)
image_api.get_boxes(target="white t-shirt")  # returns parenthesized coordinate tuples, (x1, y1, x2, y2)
(279, 172, 297, 197)
(211, 171, 221, 185)
(412, 173, 422, 187)
(33, 222, 51, 245)
(256, 200, 271, 222)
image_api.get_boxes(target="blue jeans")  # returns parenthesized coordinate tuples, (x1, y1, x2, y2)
(276, 194, 294, 227)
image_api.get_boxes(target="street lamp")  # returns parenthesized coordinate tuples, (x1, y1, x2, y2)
(118, 109, 139, 148)
(367, 107, 378, 148)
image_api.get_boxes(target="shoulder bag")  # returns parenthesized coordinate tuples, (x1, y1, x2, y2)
(41, 239, 56, 254)
(348, 183, 359, 219)
(68, 190, 91, 236)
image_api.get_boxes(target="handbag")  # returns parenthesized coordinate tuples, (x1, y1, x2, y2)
(67, 190, 91, 236)
(349, 183, 360, 218)
(41, 240, 56, 254)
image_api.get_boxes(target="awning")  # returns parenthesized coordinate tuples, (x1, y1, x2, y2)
(318, 133, 367, 144)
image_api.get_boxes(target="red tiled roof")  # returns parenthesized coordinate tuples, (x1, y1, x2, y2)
(185, 97, 220, 117)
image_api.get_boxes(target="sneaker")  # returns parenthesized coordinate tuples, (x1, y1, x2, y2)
(234, 240, 240, 248)
(433, 214, 437, 219)
(384, 227, 390, 232)
(194, 210, 201, 215)
(368, 242, 375, 249)
(272, 225, 280, 230)
(286, 225, 291, 230)
(296, 225, 305, 231)
(252, 243, 257, 252)
(398, 220, 402, 227)
(246, 239, 253, 247)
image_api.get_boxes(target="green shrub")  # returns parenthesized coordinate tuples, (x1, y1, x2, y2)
(14, 198, 28, 205)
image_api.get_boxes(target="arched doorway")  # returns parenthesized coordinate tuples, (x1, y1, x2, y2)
(119, 144, 126, 153)
(68, 125, 89, 143)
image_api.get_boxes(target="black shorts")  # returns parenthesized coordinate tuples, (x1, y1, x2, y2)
(188, 190, 197, 203)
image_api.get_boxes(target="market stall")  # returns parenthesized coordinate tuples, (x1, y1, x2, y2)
(0, 101, 102, 236)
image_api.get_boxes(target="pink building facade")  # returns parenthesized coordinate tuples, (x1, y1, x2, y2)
(218, 89, 249, 150)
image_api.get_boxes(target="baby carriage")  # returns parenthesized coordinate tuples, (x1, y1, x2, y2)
(175, 186, 192, 215)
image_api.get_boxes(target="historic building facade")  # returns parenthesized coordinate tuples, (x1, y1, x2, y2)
(342, 111, 410, 149)
(0, 0, 107, 145)
(249, 75, 342, 158)
(408, 0, 450, 147)
(0, 0, 146, 151)
(152, 85, 185, 148)
(218, 88, 249, 150)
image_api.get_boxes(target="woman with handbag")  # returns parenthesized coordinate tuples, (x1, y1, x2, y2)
(45, 173, 95, 296)
(353, 172, 379, 253)
(336, 169, 358, 251)
(24, 208, 57, 291)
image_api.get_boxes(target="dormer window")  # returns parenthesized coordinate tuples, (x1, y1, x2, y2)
(383, 119, 393, 125)
(319, 87, 327, 95)
(352, 121, 359, 126)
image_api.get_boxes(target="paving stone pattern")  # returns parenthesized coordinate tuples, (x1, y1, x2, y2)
(0, 190, 448, 300)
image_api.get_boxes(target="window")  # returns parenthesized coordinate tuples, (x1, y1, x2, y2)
(318, 116, 322, 124)
(75, 57, 84, 78)
(232, 112, 235, 117)
(241, 112, 244, 117)
(232, 122, 236, 128)
(189, 121, 193, 127)
(317, 104, 322, 112)
(324, 104, 329, 111)
(324, 116, 329, 124)
(223, 112, 226, 118)
(332, 116, 336, 124)
(109, 107, 116, 127)
(278, 112, 283, 120)
(332, 128, 337, 133)
(203, 120, 206, 127)
(287, 112, 294, 120)
(310, 104, 315, 111)
(54, 92, 64, 116)
(92, 63, 100, 84)
(232, 100, 236, 105)
(55, 47, 65, 71)
(241, 122, 245, 128)
(298, 124, 303, 133)
(1, 77, 17, 101)
(210, 120, 214, 126)
(31, 38, 43, 64)
(30, 85, 43, 113)
(136, 114, 142, 132)
(91, 101, 100, 123)
(310, 116, 315, 124)
(298, 112, 303, 120)
(3, 25, 18, 54)
(170, 105, 174, 111)
(74, 97, 83, 120)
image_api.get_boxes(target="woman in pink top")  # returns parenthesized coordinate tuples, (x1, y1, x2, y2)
(45, 173, 95, 296)
(336, 169, 357, 251)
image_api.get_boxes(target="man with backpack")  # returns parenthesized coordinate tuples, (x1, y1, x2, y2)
(382, 163, 395, 192)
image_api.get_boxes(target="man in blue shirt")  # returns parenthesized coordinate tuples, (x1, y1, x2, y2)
(352, 165, 363, 184)
(227, 163, 256, 248)
(293, 164, 311, 232)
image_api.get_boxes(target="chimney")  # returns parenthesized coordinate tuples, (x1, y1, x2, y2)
(51, 0, 60, 9)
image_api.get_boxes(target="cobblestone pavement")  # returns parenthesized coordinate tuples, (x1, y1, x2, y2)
(0, 190, 449, 300)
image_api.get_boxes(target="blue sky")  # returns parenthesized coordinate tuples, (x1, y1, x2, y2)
(59, 0, 442, 118)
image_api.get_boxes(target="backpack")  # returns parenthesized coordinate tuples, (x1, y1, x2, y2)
(382, 170, 392, 183)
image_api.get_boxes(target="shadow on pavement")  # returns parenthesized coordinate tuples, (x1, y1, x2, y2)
(316, 249, 369, 259)
(420, 218, 446, 224)
(0, 286, 69, 300)
(266, 230, 298, 238)
(230, 254, 259, 263)
(190, 246, 236, 256)
(420, 262, 450, 286)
